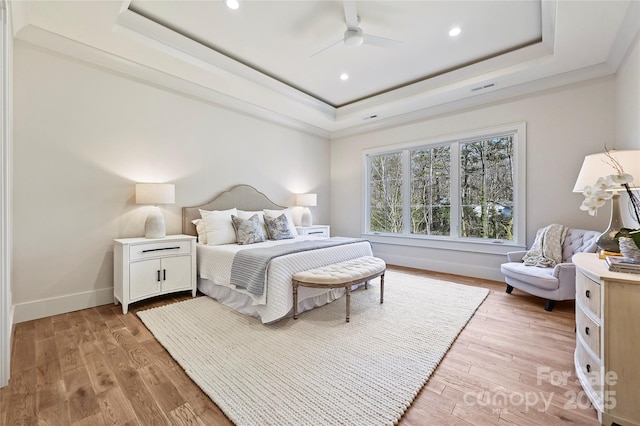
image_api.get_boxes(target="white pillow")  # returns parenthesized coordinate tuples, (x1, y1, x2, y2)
(263, 208, 298, 237)
(191, 218, 208, 244)
(199, 208, 238, 245)
(238, 210, 268, 236)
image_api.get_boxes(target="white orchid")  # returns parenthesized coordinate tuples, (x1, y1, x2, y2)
(580, 198, 599, 216)
(580, 189, 613, 216)
(610, 172, 634, 185)
(592, 190, 613, 205)
(582, 185, 595, 198)
(579, 148, 640, 227)
(594, 176, 614, 191)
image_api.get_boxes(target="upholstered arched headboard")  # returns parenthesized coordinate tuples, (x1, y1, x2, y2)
(182, 185, 285, 236)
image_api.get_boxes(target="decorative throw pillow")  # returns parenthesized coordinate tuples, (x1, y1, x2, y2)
(191, 218, 208, 245)
(264, 213, 295, 240)
(237, 210, 268, 237)
(231, 214, 266, 245)
(199, 208, 238, 245)
(263, 208, 298, 237)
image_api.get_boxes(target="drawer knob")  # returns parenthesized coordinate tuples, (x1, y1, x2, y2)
(586, 364, 591, 373)
(585, 290, 590, 298)
(585, 326, 590, 336)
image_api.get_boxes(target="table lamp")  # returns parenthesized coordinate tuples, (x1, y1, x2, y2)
(136, 183, 175, 238)
(297, 193, 317, 227)
(573, 150, 640, 252)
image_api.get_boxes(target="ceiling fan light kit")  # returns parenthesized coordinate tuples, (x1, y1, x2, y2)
(344, 28, 364, 47)
(311, 1, 402, 57)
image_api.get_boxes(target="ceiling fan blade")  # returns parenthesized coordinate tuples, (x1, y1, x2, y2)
(363, 34, 403, 48)
(311, 38, 343, 57)
(343, 0, 359, 29)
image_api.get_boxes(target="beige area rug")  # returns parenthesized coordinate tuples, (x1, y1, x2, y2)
(137, 270, 489, 426)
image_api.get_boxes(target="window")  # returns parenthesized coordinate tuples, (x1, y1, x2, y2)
(365, 123, 525, 247)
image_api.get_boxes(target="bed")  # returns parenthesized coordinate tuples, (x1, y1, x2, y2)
(182, 185, 374, 323)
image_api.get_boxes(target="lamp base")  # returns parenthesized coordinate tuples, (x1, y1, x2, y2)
(145, 206, 166, 239)
(301, 207, 313, 227)
(597, 193, 623, 253)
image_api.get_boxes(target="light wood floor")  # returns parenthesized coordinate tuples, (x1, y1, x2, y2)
(1, 266, 599, 425)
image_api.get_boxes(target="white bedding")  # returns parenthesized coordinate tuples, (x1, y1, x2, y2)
(197, 236, 373, 323)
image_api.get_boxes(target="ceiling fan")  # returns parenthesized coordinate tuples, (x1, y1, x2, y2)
(311, 0, 402, 57)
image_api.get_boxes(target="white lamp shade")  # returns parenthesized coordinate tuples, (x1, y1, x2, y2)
(136, 183, 175, 205)
(573, 150, 640, 192)
(297, 193, 317, 207)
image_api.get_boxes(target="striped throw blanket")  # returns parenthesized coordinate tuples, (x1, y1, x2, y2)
(230, 237, 370, 295)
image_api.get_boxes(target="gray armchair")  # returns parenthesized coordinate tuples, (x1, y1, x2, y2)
(500, 228, 600, 311)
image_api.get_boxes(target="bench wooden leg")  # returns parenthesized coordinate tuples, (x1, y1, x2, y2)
(380, 273, 384, 304)
(345, 285, 350, 322)
(293, 282, 299, 319)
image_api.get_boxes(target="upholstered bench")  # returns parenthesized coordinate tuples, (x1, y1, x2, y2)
(292, 256, 386, 322)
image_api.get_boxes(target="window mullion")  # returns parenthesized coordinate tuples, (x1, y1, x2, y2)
(402, 150, 411, 235)
(450, 143, 460, 238)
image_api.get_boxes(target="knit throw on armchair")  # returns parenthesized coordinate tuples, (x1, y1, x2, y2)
(523, 224, 568, 268)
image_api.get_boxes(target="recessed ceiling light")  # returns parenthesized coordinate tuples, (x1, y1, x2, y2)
(226, 0, 239, 10)
(449, 27, 461, 37)
(340, 73, 349, 81)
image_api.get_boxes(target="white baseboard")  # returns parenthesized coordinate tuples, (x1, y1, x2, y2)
(13, 287, 114, 323)
(380, 253, 505, 282)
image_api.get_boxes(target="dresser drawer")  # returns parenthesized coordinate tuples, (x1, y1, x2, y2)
(576, 305, 600, 355)
(576, 341, 603, 395)
(576, 271, 601, 318)
(129, 240, 192, 260)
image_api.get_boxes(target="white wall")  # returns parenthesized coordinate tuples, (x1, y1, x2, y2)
(12, 41, 330, 321)
(1, 0, 14, 388)
(615, 32, 640, 228)
(616, 32, 640, 151)
(330, 77, 617, 280)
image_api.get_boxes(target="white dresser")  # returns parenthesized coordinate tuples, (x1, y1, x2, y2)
(113, 235, 197, 314)
(573, 253, 640, 426)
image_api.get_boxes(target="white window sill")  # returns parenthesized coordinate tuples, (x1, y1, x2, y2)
(363, 233, 526, 255)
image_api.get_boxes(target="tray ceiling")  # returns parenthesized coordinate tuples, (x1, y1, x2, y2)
(11, 1, 639, 136)
(129, 0, 543, 107)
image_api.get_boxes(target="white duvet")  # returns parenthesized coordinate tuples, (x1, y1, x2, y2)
(196, 236, 373, 323)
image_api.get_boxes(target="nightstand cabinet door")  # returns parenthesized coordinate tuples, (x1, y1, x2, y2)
(130, 259, 162, 301)
(161, 256, 193, 292)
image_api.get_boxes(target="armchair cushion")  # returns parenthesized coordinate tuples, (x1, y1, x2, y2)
(500, 262, 563, 291)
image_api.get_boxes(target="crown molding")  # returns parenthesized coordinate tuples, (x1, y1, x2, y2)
(15, 24, 330, 139)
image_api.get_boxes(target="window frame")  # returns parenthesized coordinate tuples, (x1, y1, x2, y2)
(363, 122, 526, 253)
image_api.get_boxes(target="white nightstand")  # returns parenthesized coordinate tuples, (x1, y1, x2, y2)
(295, 225, 330, 237)
(113, 234, 196, 314)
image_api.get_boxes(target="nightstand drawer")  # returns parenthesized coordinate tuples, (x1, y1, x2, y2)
(576, 271, 601, 318)
(295, 225, 330, 237)
(129, 240, 192, 261)
(576, 305, 600, 355)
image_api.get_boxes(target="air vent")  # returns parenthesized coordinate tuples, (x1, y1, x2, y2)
(471, 83, 496, 92)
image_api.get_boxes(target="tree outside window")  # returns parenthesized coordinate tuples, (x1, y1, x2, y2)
(366, 132, 517, 243)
